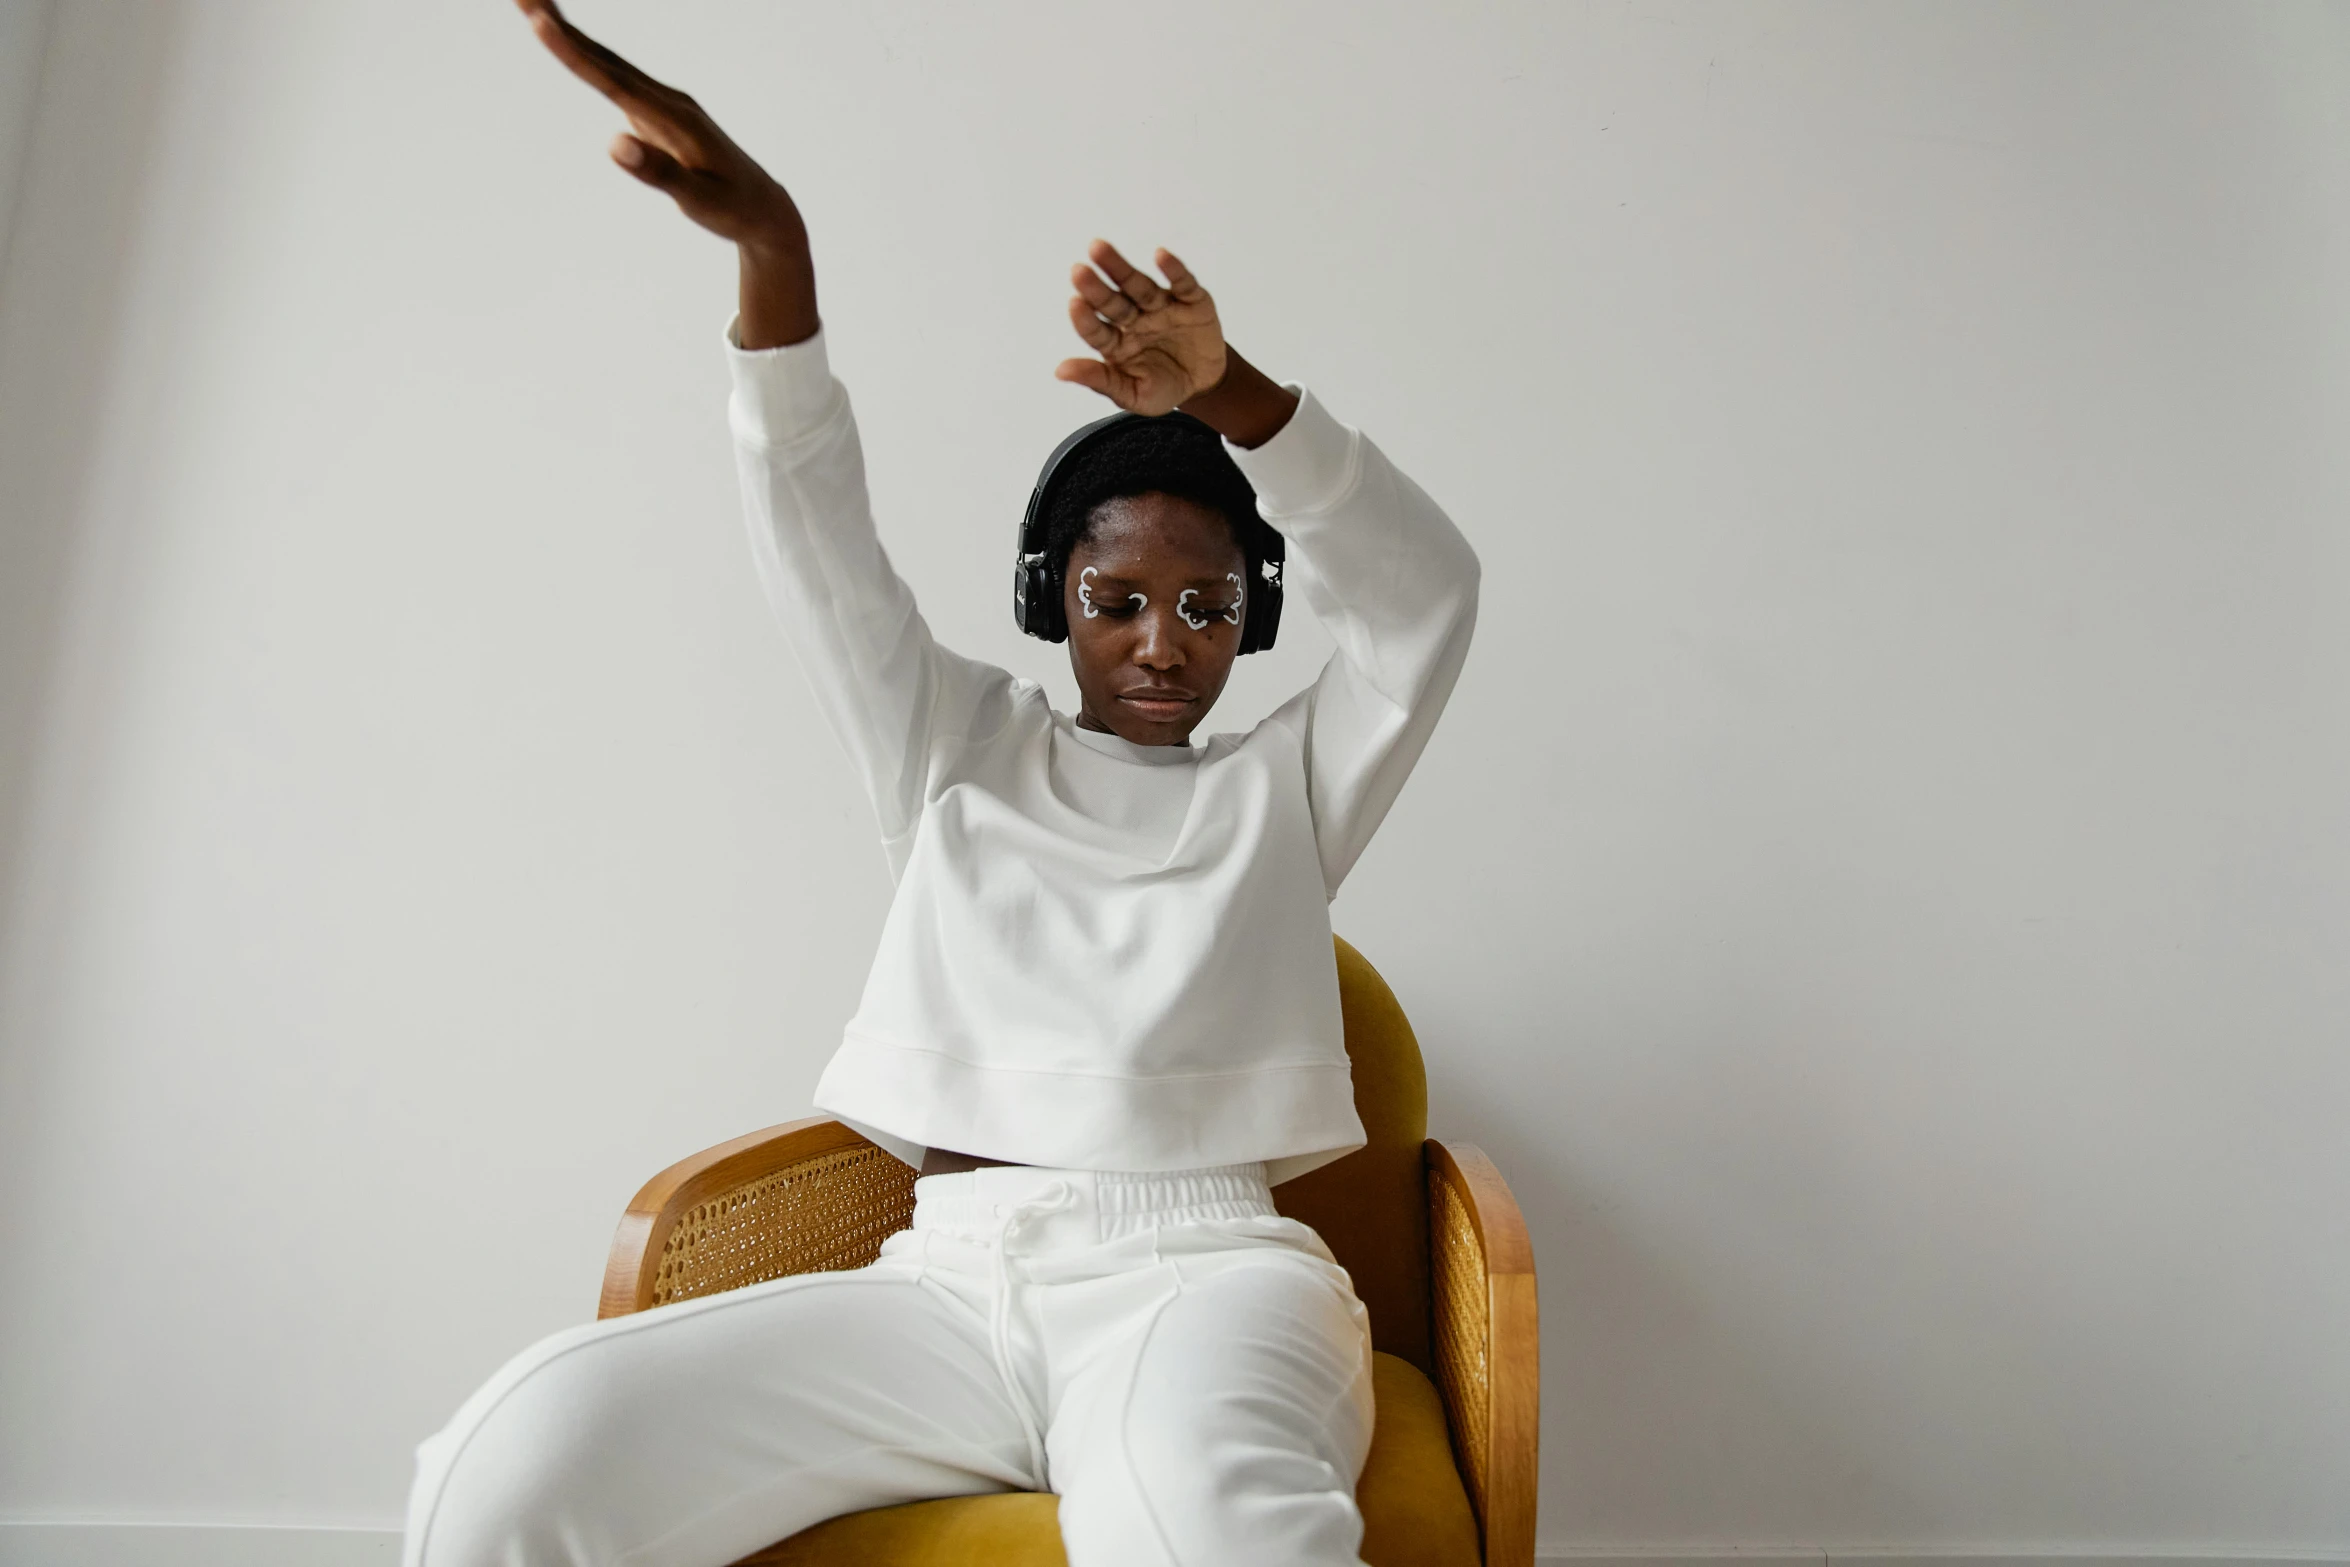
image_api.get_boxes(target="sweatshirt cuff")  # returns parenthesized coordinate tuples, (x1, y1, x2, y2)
(1223, 386, 1360, 518)
(725, 316, 839, 444)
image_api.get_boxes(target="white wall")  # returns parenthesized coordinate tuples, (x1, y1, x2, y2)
(1, 0, 2345, 1553)
(0, 2, 55, 272)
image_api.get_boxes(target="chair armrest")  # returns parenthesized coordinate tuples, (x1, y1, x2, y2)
(599, 1116, 916, 1319)
(1425, 1139, 1539, 1567)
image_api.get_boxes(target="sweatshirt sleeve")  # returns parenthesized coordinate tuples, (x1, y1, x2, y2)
(727, 322, 1017, 854)
(1226, 388, 1481, 897)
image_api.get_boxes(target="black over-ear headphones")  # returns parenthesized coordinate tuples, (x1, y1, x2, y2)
(1013, 410, 1285, 655)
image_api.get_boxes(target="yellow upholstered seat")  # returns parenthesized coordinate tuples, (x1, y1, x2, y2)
(744, 1353, 1479, 1567)
(601, 938, 1536, 1567)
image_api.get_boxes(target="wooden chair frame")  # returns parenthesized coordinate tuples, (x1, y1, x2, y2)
(600, 1117, 1536, 1566)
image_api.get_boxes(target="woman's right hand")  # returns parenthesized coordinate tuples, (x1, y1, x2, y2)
(517, 0, 819, 348)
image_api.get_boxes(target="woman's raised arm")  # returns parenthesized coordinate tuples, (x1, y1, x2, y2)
(519, 2, 1021, 858)
(517, 0, 818, 349)
(1059, 242, 1481, 895)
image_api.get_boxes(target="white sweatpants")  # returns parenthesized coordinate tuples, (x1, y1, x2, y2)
(403, 1163, 1377, 1567)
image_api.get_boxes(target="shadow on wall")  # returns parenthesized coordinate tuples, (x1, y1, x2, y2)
(1434, 1015, 1944, 1544)
(0, 0, 187, 960)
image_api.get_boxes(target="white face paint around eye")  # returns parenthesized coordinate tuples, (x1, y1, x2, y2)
(1077, 566, 1146, 621)
(1175, 573, 1247, 632)
(1175, 575, 1250, 629)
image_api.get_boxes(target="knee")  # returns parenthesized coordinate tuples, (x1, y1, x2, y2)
(1058, 1266, 1376, 1567)
(1123, 1413, 1368, 1562)
(1059, 1448, 1369, 1567)
(403, 1328, 635, 1567)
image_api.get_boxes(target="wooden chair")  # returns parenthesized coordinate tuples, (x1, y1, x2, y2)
(599, 938, 1538, 1567)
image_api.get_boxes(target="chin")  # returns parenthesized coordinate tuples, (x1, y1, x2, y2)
(1111, 704, 1204, 745)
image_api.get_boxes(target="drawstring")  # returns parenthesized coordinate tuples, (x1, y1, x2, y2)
(988, 1180, 1076, 1485)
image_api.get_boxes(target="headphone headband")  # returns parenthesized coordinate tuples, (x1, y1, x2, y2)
(1012, 411, 1284, 654)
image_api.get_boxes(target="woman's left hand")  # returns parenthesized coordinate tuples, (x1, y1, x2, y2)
(1055, 241, 1228, 416)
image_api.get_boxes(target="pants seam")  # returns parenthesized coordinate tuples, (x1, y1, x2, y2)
(409, 1270, 915, 1567)
(1106, 1265, 1188, 1567)
(1313, 1325, 1375, 1489)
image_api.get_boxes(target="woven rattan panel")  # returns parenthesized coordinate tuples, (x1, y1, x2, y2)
(1430, 1170, 1492, 1527)
(653, 1143, 917, 1305)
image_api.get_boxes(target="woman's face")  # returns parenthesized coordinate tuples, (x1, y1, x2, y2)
(1063, 491, 1249, 746)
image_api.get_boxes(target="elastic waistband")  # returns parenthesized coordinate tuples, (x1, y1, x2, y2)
(910, 1162, 1276, 1246)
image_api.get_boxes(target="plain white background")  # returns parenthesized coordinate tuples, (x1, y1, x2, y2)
(1, 0, 2345, 1555)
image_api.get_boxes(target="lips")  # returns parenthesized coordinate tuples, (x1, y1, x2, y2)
(1117, 686, 1198, 719)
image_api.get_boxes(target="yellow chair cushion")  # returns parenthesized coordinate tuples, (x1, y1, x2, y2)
(742, 1351, 1480, 1567)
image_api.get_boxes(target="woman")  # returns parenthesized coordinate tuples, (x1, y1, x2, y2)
(404, 5, 1479, 1564)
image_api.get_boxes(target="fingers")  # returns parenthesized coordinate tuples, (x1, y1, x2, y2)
(1154, 247, 1206, 302)
(610, 133, 687, 191)
(1087, 239, 1169, 309)
(523, 2, 726, 177)
(1066, 292, 1121, 351)
(1069, 237, 1185, 338)
(1057, 358, 1137, 410)
(520, 0, 685, 118)
(1070, 262, 1140, 329)
(521, 1, 626, 97)
(1055, 358, 1113, 397)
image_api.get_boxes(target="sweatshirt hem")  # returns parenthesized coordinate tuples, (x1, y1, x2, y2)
(812, 1033, 1366, 1175)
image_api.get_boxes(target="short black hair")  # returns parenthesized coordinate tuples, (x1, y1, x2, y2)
(1039, 412, 1262, 585)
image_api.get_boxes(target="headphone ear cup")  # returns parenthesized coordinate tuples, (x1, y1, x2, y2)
(1016, 410, 1138, 646)
(1239, 527, 1284, 656)
(1022, 558, 1067, 643)
(1014, 548, 1068, 643)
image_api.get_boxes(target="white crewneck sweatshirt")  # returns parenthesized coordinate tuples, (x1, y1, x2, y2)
(729, 325, 1478, 1184)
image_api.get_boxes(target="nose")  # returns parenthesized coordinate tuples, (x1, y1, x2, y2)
(1132, 604, 1186, 671)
